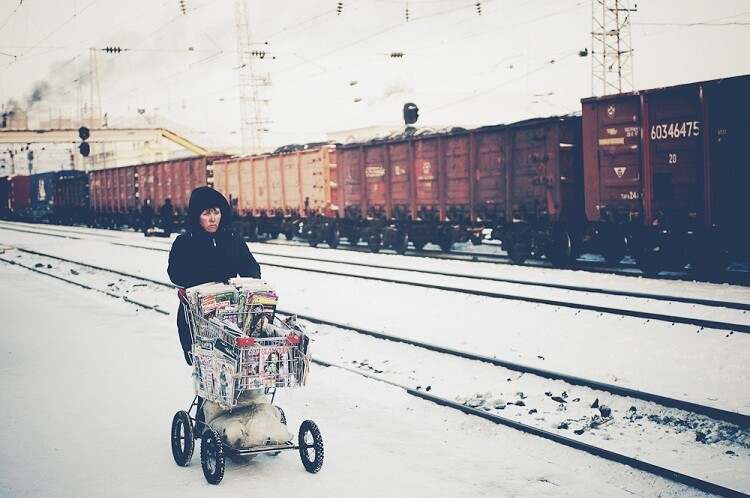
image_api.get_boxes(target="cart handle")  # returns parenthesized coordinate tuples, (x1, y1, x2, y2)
(177, 288, 188, 304)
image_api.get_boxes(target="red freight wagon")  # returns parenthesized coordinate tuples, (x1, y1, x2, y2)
(8, 174, 31, 210)
(136, 156, 213, 220)
(212, 146, 337, 242)
(582, 74, 750, 274)
(494, 117, 584, 265)
(88, 165, 137, 228)
(335, 116, 584, 263)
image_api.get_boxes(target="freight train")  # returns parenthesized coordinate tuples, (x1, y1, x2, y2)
(1, 74, 748, 276)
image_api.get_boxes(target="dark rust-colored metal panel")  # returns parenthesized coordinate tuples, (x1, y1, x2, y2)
(509, 120, 557, 222)
(472, 127, 508, 222)
(89, 165, 135, 214)
(443, 134, 471, 212)
(502, 117, 585, 225)
(641, 83, 704, 225)
(54, 171, 89, 210)
(387, 142, 411, 219)
(9, 174, 30, 209)
(414, 137, 440, 217)
(364, 145, 387, 215)
(337, 146, 364, 218)
(136, 157, 207, 216)
(581, 94, 642, 222)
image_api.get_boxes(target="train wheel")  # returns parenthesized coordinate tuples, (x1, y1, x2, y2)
(327, 228, 340, 249)
(632, 239, 662, 277)
(298, 420, 324, 474)
(307, 232, 319, 248)
(171, 411, 194, 467)
(283, 228, 295, 240)
(547, 225, 572, 267)
(201, 429, 225, 485)
(505, 235, 529, 264)
(269, 230, 280, 239)
(347, 234, 361, 245)
(470, 233, 483, 246)
(600, 232, 627, 265)
(249, 224, 260, 242)
(412, 240, 427, 251)
(393, 232, 409, 255)
(367, 234, 382, 253)
(689, 240, 730, 277)
(438, 238, 452, 252)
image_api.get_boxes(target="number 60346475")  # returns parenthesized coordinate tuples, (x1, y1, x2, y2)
(651, 121, 700, 140)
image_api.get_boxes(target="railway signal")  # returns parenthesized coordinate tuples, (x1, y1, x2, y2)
(78, 126, 90, 156)
(403, 102, 419, 125)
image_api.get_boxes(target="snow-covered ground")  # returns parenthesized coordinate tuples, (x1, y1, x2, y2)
(1, 221, 749, 496)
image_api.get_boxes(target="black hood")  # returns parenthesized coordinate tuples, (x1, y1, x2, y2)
(186, 187, 230, 233)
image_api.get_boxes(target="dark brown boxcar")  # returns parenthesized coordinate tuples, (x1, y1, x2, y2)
(336, 116, 584, 261)
(581, 93, 642, 263)
(9, 174, 31, 209)
(136, 156, 212, 219)
(582, 74, 750, 273)
(89, 165, 136, 227)
(704, 76, 750, 264)
(54, 170, 89, 225)
(500, 117, 584, 264)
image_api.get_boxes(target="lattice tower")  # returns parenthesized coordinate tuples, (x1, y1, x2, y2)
(591, 0, 635, 95)
(235, 0, 269, 154)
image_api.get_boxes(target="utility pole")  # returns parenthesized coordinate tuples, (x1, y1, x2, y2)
(234, 0, 270, 154)
(89, 47, 105, 169)
(591, 0, 635, 95)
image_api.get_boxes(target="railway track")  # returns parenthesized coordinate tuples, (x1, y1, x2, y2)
(3, 222, 749, 334)
(263, 237, 750, 286)
(1, 246, 748, 497)
(4, 220, 750, 287)
(5, 246, 747, 423)
(317, 359, 748, 498)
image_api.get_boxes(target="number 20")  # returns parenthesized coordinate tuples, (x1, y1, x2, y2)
(668, 153, 677, 164)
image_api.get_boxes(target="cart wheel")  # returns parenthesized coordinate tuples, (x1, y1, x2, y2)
(171, 411, 194, 467)
(201, 429, 225, 485)
(298, 420, 324, 474)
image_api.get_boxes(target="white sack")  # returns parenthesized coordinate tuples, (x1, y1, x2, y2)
(203, 390, 293, 449)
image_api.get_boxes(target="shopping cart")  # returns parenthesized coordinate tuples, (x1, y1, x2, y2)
(170, 281, 324, 484)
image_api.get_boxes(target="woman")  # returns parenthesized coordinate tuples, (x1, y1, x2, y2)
(168, 186, 261, 365)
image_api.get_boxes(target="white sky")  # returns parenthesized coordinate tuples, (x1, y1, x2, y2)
(1, 0, 749, 158)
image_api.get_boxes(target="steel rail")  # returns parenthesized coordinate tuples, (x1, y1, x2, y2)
(314, 358, 748, 498)
(6, 226, 750, 332)
(8, 247, 748, 429)
(248, 249, 750, 312)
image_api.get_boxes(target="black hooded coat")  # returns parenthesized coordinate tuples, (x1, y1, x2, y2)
(168, 186, 261, 356)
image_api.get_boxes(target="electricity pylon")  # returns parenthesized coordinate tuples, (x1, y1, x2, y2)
(235, 0, 270, 154)
(591, 0, 635, 95)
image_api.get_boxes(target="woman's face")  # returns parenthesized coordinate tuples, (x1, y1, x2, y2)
(199, 207, 221, 233)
